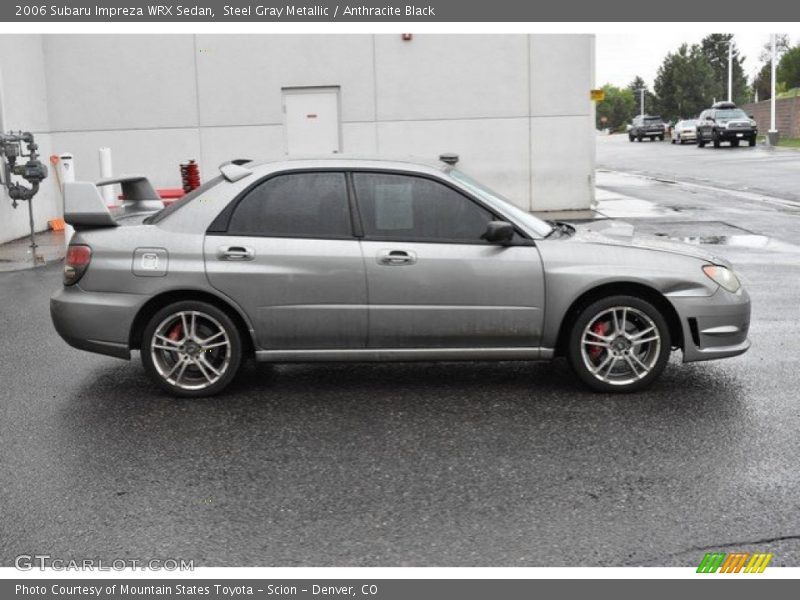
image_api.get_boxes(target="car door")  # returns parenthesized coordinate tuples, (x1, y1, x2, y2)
(352, 171, 545, 349)
(204, 171, 367, 350)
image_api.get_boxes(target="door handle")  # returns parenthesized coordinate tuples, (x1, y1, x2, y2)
(218, 245, 254, 261)
(377, 249, 416, 266)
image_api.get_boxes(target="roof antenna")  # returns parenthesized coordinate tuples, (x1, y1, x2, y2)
(439, 152, 459, 166)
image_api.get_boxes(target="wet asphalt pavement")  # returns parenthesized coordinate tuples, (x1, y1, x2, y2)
(2, 140, 800, 567)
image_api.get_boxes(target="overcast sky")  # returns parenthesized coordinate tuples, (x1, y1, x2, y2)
(596, 32, 800, 89)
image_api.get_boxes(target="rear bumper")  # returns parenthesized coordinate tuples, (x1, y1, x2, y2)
(50, 285, 147, 359)
(668, 287, 751, 363)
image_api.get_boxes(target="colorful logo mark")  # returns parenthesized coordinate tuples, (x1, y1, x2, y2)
(697, 552, 773, 573)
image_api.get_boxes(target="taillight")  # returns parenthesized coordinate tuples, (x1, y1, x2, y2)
(64, 244, 92, 285)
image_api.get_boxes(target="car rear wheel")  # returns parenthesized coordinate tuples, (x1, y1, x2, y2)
(567, 295, 671, 393)
(749, 137, 756, 147)
(141, 301, 243, 397)
(658, 135, 664, 141)
(629, 134, 635, 142)
(712, 130, 721, 148)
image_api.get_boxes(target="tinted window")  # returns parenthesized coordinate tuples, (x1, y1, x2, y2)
(227, 172, 351, 238)
(145, 176, 224, 225)
(353, 173, 494, 243)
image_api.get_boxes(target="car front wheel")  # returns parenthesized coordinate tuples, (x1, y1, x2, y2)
(567, 295, 671, 393)
(141, 300, 243, 397)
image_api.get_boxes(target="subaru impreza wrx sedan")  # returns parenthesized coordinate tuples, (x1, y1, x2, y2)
(50, 157, 751, 397)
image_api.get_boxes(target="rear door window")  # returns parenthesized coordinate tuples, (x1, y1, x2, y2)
(226, 172, 352, 238)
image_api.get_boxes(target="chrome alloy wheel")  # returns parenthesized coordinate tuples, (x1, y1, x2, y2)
(580, 306, 661, 386)
(150, 310, 231, 391)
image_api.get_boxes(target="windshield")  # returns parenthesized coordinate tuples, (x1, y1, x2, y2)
(644, 117, 663, 124)
(448, 169, 554, 238)
(715, 109, 748, 120)
(680, 120, 697, 127)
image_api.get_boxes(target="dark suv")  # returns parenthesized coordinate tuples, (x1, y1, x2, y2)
(696, 102, 757, 148)
(628, 115, 666, 142)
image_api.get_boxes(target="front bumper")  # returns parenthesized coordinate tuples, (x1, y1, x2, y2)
(719, 128, 757, 140)
(668, 287, 751, 362)
(50, 285, 147, 359)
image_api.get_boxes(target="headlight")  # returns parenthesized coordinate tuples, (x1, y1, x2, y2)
(702, 265, 740, 293)
(750, 120, 757, 127)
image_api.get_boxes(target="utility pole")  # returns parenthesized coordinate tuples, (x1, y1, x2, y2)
(728, 40, 733, 102)
(768, 34, 779, 145)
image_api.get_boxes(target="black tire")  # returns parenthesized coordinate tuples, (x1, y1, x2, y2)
(649, 136, 655, 141)
(141, 300, 243, 397)
(629, 134, 635, 142)
(712, 130, 721, 148)
(566, 295, 671, 393)
(637, 135, 643, 142)
(698, 138, 706, 148)
(749, 137, 756, 147)
(658, 135, 664, 141)
(671, 137, 676, 144)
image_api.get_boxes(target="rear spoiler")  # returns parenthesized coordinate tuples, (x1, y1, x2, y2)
(63, 175, 164, 229)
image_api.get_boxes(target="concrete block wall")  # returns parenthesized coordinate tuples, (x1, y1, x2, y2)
(0, 34, 595, 244)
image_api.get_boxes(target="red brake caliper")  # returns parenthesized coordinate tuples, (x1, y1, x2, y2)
(589, 321, 608, 360)
(168, 322, 182, 342)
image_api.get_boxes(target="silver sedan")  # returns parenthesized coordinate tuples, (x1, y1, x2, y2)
(671, 119, 698, 144)
(51, 157, 750, 396)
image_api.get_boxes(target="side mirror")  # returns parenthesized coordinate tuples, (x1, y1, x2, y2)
(481, 221, 515, 244)
(749, 114, 755, 119)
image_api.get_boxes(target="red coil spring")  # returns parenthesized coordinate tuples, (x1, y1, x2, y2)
(180, 159, 201, 193)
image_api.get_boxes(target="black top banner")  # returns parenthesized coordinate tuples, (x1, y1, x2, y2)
(2, 0, 798, 22)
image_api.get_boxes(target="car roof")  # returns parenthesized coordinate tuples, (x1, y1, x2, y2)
(711, 101, 738, 109)
(236, 155, 453, 177)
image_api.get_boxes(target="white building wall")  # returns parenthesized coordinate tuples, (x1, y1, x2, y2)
(0, 35, 59, 245)
(0, 33, 594, 245)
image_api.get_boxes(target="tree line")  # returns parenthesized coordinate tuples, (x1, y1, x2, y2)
(596, 34, 800, 132)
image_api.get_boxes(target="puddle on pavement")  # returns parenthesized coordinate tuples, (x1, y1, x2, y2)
(654, 233, 769, 247)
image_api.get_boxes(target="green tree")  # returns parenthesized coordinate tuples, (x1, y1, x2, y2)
(627, 76, 657, 117)
(753, 35, 792, 101)
(777, 46, 800, 90)
(753, 62, 772, 101)
(700, 34, 750, 104)
(595, 84, 636, 131)
(653, 43, 715, 121)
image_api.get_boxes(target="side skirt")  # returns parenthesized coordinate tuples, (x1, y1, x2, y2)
(255, 347, 554, 362)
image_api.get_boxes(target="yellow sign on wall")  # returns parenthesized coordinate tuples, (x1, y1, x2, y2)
(590, 89, 605, 102)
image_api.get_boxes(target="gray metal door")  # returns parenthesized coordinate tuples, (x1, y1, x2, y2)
(361, 241, 545, 348)
(352, 172, 545, 349)
(204, 172, 366, 350)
